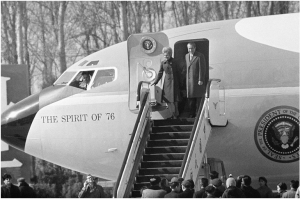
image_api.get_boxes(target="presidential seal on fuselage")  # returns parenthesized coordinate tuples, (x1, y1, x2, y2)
(254, 106, 299, 163)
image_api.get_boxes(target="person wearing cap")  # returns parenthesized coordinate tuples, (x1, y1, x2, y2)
(164, 177, 180, 198)
(1, 173, 21, 198)
(205, 185, 216, 198)
(211, 178, 225, 197)
(222, 177, 245, 198)
(241, 175, 260, 198)
(142, 176, 166, 198)
(256, 176, 273, 198)
(236, 175, 244, 188)
(194, 177, 208, 198)
(17, 177, 36, 198)
(178, 180, 194, 198)
(78, 174, 106, 198)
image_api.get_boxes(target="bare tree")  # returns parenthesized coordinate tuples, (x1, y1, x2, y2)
(57, 1, 68, 74)
(120, 1, 129, 41)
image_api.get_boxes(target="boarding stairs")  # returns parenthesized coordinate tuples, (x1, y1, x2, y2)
(114, 79, 227, 198)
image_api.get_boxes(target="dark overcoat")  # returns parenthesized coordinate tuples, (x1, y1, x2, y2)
(185, 51, 206, 98)
(154, 57, 181, 103)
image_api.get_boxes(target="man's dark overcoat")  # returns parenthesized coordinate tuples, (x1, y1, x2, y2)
(185, 51, 206, 98)
(154, 57, 181, 103)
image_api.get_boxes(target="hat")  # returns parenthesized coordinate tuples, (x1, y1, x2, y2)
(178, 177, 184, 183)
(211, 178, 222, 187)
(17, 177, 25, 183)
(226, 178, 236, 188)
(170, 177, 179, 183)
(2, 173, 12, 181)
(150, 176, 161, 184)
(205, 185, 215, 194)
(258, 176, 267, 183)
(182, 180, 192, 188)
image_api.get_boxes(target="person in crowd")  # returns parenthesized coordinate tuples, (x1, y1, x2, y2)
(160, 177, 171, 194)
(194, 178, 209, 198)
(256, 176, 273, 198)
(178, 177, 184, 193)
(164, 177, 181, 198)
(142, 176, 166, 198)
(17, 177, 36, 198)
(277, 182, 288, 197)
(295, 186, 300, 198)
(187, 179, 195, 195)
(236, 175, 244, 188)
(240, 175, 260, 198)
(222, 177, 245, 198)
(205, 185, 216, 198)
(151, 47, 181, 119)
(78, 174, 105, 198)
(178, 180, 194, 198)
(1, 173, 21, 198)
(211, 178, 225, 197)
(282, 180, 299, 198)
(185, 42, 206, 118)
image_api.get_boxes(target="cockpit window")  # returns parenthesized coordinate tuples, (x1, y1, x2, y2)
(69, 71, 95, 90)
(54, 71, 77, 85)
(91, 69, 115, 88)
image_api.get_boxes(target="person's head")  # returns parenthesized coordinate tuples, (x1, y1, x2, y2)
(205, 185, 215, 196)
(259, 176, 268, 187)
(162, 47, 172, 61)
(211, 178, 222, 188)
(226, 177, 236, 188)
(160, 178, 169, 188)
(209, 171, 219, 180)
(187, 179, 194, 189)
(290, 180, 299, 190)
(17, 177, 25, 186)
(86, 174, 96, 186)
(170, 177, 181, 192)
(149, 176, 161, 186)
(200, 178, 209, 188)
(242, 175, 251, 187)
(82, 73, 90, 84)
(187, 42, 196, 55)
(181, 180, 192, 191)
(277, 182, 287, 193)
(2, 173, 12, 186)
(236, 175, 244, 188)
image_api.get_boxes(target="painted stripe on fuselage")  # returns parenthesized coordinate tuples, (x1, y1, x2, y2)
(226, 86, 299, 97)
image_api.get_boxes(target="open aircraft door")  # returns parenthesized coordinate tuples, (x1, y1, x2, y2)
(127, 33, 169, 112)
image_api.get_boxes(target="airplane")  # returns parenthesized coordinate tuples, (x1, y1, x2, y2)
(1, 13, 299, 197)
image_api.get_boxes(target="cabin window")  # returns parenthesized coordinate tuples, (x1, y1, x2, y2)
(54, 71, 77, 85)
(91, 69, 115, 88)
(69, 70, 95, 90)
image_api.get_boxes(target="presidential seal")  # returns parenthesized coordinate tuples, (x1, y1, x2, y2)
(254, 106, 299, 163)
(140, 36, 157, 54)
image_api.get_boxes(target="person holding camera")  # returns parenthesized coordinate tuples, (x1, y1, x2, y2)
(78, 174, 105, 198)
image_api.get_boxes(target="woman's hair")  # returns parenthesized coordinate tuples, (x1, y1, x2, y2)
(277, 182, 287, 191)
(162, 47, 172, 55)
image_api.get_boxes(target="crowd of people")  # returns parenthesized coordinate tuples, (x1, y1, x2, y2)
(140, 171, 300, 198)
(1, 173, 36, 198)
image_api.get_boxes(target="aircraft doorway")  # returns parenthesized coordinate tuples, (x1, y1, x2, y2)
(173, 39, 209, 116)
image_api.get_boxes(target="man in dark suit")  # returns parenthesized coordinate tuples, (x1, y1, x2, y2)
(185, 42, 206, 118)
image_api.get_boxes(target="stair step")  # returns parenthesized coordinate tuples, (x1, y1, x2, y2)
(150, 132, 191, 140)
(133, 183, 150, 192)
(141, 160, 183, 168)
(147, 140, 189, 147)
(145, 147, 186, 154)
(132, 190, 143, 198)
(152, 126, 193, 133)
(143, 154, 185, 161)
(138, 167, 180, 175)
(153, 118, 195, 126)
(135, 174, 179, 183)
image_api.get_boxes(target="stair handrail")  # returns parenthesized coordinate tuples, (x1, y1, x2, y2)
(113, 90, 150, 198)
(178, 96, 205, 177)
(205, 79, 221, 98)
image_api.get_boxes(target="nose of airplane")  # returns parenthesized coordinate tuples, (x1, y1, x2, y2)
(1, 85, 84, 151)
(1, 93, 39, 151)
